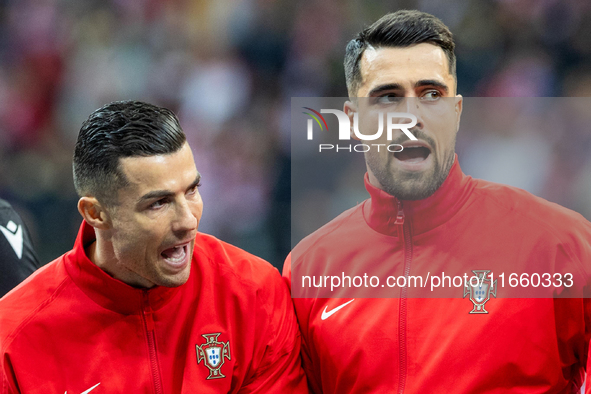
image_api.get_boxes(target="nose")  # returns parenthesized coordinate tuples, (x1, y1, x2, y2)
(402, 97, 424, 130)
(173, 197, 198, 235)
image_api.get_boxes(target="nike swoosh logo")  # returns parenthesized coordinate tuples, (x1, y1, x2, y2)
(64, 382, 101, 394)
(321, 299, 355, 320)
(0, 221, 23, 259)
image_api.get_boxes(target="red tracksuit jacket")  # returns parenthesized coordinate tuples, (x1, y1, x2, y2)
(0, 221, 307, 394)
(285, 159, 591, 393)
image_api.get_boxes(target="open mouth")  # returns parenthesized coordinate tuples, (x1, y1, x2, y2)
(161, 244, 188, 266)
(394, 146, 431, 163)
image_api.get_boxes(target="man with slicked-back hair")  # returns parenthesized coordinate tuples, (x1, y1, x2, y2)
(0, 101, 308, 393)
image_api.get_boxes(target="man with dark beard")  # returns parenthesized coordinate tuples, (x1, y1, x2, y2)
(284, 10, 591, 393)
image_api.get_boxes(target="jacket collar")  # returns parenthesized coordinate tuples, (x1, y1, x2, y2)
(64, 221, 183, 314)
(363, 156, 474, 236)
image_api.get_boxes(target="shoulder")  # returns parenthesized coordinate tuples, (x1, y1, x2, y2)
(472, 178, 591, 233)
(292, 203, 365, 257)
(191, 233, 294, 331)
(0, 199, 26, 224)
(192, 233, 284, 293)
(0, 198, 12, 210)
(470, 179, 591, 270)
(0, 254, 70, 345)
(0, 199, 22, 224)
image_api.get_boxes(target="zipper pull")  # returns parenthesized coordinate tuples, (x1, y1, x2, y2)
(395, 200, 404, 225)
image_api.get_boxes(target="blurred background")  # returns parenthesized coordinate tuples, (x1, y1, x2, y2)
(1, 0, 591, 269)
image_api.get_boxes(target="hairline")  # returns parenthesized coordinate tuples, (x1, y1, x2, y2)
(97, 142, 189, 208)
(349, 42, 457, 97)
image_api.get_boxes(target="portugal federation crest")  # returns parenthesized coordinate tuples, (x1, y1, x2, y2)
(196, 333, 231, 379)
(463, 270, 497, 314)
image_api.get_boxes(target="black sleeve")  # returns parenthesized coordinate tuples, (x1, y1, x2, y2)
(0, 199, 41, 297)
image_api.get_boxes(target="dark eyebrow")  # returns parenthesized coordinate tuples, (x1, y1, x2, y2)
(367, 80, 449, 97)
(368, 83, 404, 97)
(137, 173, 201, 205)
(414, 79, 449, 94)
(188, 173, 202, 190)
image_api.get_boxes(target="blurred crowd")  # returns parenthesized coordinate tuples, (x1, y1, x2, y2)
(1, 0, 590, 268)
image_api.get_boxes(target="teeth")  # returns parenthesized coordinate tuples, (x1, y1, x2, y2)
(162, 245, 186, 262)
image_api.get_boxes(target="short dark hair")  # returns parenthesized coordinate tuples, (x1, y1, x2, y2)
(73, 100, 186, 206)
(344, 10, 456, 96)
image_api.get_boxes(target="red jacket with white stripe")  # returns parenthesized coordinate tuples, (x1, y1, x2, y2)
(284, 159, 591, 393)
(1, 221, 307, 394)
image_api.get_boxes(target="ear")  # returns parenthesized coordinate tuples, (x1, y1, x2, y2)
(77, 197, 111, 230)
(344, 100, 359, 141)
(454, 94, 463, 133)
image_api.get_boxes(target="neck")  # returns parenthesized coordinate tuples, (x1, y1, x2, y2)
(86, 234, 154, 289)
(363, 157, 474, 236)
(367, 170, 384, 193)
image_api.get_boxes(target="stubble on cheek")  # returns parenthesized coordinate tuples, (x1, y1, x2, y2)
(365, 146, 451, 201)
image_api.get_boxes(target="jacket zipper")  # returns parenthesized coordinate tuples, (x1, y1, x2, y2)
(142, 292, 164, 394)
(396, 201, 412, 394)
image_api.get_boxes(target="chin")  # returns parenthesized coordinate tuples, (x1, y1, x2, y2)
(394, 187, 439, 201)
(158, 267, 192, 288)
(383, 172, 442, 200)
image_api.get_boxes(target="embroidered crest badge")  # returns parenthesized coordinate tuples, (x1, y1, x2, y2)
(196, 333, 231, 379)
(463, 270, 497, 314)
